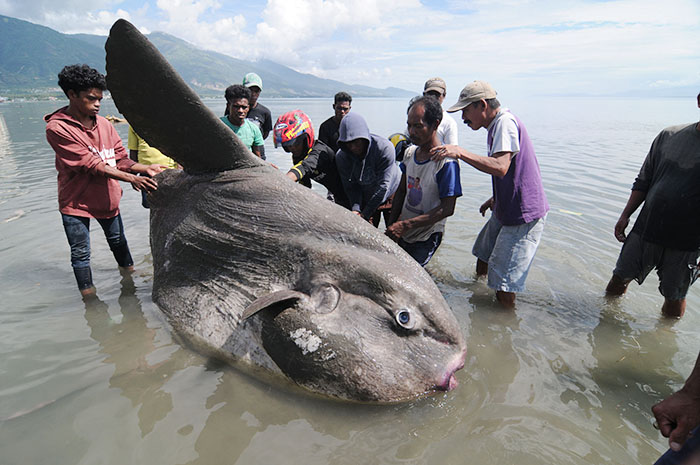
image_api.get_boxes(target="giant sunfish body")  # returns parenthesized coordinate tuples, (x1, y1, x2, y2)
(105, 19, 466, 403)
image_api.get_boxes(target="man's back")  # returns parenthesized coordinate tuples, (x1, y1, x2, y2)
(631, 122, 700, 250)
(319, 117, 340, 153)
(128, 126, 178, 168)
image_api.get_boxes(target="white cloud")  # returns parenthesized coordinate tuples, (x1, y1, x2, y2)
(0, 0, 697, 94)
(245, 0, 428, 70)
(393, 0, 700, 95)
(0, 0, 126, 33)
(156, 0, 219, 24)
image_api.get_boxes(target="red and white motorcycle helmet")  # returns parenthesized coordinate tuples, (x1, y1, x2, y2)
(273, 110, 315, 148)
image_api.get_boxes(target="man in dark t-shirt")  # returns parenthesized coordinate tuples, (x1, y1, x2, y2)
(606, 96, 700, 318)
(318, 91, 352, 153)
(243, 72, 272, 140)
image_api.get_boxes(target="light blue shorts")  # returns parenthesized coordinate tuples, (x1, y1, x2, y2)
(472, 214, 546, 293)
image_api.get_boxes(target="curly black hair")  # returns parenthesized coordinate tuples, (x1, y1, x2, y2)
(334, 91, 352, 105)
(224, 84, 251, 104)
(57, 64, 107, 97)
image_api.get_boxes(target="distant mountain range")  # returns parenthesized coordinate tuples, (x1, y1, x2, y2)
(0, 14, 412, 98)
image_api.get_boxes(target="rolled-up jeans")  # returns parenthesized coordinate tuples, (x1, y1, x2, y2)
(61, 213, 134, 290)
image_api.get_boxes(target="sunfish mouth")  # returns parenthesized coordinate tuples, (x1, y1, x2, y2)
(434, 349, 467, 392)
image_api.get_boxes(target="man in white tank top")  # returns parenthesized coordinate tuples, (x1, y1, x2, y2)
(385, 96, 462, 266)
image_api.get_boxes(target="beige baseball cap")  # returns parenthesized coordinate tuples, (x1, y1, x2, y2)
(423, 77, 446, 94)
(446, 80, 497, 113)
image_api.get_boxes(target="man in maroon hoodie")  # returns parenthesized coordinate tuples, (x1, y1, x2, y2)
(45, 64, 165, 298)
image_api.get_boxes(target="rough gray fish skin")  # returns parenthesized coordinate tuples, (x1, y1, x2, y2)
(105, 19, 466, 403)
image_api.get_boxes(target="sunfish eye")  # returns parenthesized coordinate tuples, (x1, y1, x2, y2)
(395, 308, 415, 329)
(312, 283, 341, 314)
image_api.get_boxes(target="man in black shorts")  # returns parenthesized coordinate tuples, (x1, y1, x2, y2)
(606, 94, 700, 318)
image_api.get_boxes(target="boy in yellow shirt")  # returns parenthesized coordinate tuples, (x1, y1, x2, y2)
(127, 125, 179, 207)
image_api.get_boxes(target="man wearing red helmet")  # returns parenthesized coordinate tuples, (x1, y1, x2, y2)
(274, 110, 349, 208)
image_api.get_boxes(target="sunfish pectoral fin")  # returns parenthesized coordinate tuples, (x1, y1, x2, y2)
(105, 19, 261, 174)
(241, 290, 308, 321)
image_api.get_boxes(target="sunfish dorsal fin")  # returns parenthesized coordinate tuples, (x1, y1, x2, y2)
(105, 19, 262, 174)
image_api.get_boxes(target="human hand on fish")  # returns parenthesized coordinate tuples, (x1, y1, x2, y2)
(130, 174, 158, 192)
(144, 164, 167, 177)
(385, 221, 407, 242)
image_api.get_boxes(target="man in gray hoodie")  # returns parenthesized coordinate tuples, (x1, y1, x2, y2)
(336, 112, 401, 226)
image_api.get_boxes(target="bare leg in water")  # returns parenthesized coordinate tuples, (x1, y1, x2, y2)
(606, 274, 685, 318)
(477, 259, 516, 307)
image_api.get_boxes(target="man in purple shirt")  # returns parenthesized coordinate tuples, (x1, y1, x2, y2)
(431, 81, 548, 307)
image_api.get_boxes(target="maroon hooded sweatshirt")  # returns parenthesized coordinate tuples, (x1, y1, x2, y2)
(45, 107, 135, 219)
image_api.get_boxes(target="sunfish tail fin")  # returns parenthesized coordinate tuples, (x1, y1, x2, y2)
(105, 19, 260, 174)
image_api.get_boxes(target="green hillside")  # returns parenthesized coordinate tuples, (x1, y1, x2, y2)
(0, 16, 105, 92)
(0, 15, 411, 98)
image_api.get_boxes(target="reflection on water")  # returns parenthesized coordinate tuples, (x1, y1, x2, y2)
(0, 112, 11, 158)
(588, 300, 681, 461)
(0, 98, 698, 464)
(84, 273, 180, 437)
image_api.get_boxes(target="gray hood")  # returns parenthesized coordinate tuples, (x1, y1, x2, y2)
(338, 112, 370, 149)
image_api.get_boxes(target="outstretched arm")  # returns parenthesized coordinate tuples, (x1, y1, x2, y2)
(104, 163, 164, 192)
(431, 145, 512, 177)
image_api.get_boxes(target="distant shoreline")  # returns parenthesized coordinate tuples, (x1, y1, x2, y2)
(1, 94, 693, 104)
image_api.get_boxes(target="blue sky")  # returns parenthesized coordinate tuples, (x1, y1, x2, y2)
(1, 0, 698, 97)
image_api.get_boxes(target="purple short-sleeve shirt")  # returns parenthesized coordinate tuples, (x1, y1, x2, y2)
(487, 110, 549, 226)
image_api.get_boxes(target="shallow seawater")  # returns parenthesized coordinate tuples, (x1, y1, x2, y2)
(0, 96, 698, 464)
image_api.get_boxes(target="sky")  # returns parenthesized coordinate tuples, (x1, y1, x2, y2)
(1, 0, 698, 97)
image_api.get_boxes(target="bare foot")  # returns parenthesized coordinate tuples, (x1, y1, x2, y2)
(661, 299, 686, 318)
(496, 290, 516, 308)
(80, 286, 97, 299)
